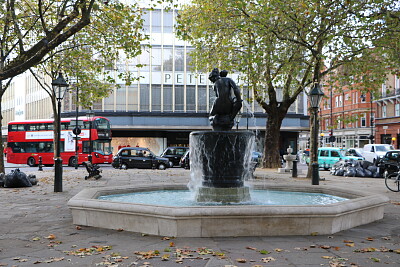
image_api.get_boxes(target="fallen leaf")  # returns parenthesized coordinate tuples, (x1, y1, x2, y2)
(75, 226, 82, 230)
(259, 250, 270, 255)
(161, 254, 170, 261)
(366, 237, 374, 241)
(46, 234, 56, 240)
(381, 236, 391, 240)
(162, 236, 170, 240)
(370, 257, 380, 262)
(169, 242, 175, 247)
(261, 257, 276, 263)
(320, 245, 331, 249)
(343, 240, 354, 243)
(321, 256, 334, 259)
(236, 258, 247, 263)
(32, 237, 41, 241)
(310, 232, 319, 236)
(246, 246, 257, 250)
(345, 243, 355, 247)
(274, 248, 283, 252)
(116, 228, 124, 232)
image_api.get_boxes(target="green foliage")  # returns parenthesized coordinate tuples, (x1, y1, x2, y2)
(176, 0, 399, 168)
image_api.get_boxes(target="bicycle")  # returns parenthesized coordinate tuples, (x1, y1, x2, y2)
(385, 172, 400, 192)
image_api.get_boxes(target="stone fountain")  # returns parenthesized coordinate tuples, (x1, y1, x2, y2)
(68, 68, 388, 237)
(189, 68, 254, 203)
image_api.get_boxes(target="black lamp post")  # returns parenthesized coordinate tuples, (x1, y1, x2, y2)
(86, 109, 95, 163)
(309, 83, 325, 185)
(52, 73, 69, 192)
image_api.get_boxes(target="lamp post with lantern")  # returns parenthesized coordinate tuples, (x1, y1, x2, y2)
(309, 83, 325, 185)
(52, 73, 69, 192)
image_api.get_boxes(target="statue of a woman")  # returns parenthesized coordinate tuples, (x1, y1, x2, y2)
(209, 68, 242, 131)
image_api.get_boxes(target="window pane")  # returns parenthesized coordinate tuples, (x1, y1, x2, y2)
(140, 84, 149, 111)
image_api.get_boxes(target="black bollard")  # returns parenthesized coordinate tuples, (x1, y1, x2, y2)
(292, 160, 297, 178)
(38, 156, 43, 171)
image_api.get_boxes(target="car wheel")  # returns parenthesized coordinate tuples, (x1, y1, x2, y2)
(68, 157, 77, 167)
(158, 163, 166, 170)
(27, 157, 37, 167)
(120, 163, 128, 170)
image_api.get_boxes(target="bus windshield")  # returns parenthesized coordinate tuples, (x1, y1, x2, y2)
(94, 118, 111, 130)
(92, 140, 112, 155)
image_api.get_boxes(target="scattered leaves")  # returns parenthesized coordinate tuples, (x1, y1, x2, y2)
(64, 245, 112, 257)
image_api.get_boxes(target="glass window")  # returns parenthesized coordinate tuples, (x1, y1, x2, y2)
(175, 47, 184, 71)
(142, 10, 150, 32)
(163, 85, 173, 111)
(152, 85, 161, 111)
(140, 84, 150, 111)
(163, 48, 173, 71)
(186, 85, 196, 112)
(331, 150, 340, 157)
(152, 47, 162, 71)
(198, 85, 207, 112)
(382, 105, 387, 118)
(104, 90, 114, 111)
(396, 103, 400, 117)
(163, 10, 174, 33)
(116, 86, 126, 111)
(139, 48, 150, 71)
(151, 10, 161, 32)
(175, 85, 184, 111)
(127, 85, 139, 111)
(320, 150, 329, 157)
(361, 114, 366, 127)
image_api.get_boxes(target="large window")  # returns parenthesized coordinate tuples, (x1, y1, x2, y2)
(382, 105, 387, 118)
(361, 113, 366, 127)
(396, 103, 400, 117)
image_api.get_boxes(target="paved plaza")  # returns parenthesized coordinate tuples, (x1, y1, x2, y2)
(0, 166, 400, 266)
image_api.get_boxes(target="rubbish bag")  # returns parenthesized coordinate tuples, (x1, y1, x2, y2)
(344, 168, 356, 177)
(4, 169, 32, 188)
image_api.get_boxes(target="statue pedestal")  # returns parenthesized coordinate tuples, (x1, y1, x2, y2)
(190, 131, 254, 203)
(196, 186, 250, 203)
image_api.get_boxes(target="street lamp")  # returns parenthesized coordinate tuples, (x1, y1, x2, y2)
(52, 73, 69, 192)
(309, 83, 325, 185)
(86, 109, 95, 163)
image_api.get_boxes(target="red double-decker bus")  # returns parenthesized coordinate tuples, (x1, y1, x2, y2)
(6, 116, 113, 166)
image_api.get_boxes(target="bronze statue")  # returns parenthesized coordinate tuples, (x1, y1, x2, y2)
(209, 68, 242, 131)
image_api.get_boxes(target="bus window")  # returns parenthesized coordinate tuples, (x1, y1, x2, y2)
(9, 124, 26, 131)
(94, 118, 111, 130)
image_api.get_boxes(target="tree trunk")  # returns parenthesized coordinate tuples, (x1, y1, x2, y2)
(262, 109, 284, 168)
(306, 108, 318, 178)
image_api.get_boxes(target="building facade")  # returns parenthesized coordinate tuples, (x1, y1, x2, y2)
(1, 3, 310, 156)
(374, 74, 400, 148)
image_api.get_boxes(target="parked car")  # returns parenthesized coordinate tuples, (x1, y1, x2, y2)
(112, 147, 170, 170)
(252, 151, 263, 168)
(362, 144, 394, 165)
(377, 150, 400, 177)
(160, 147, 189, 167)
(345, 148, 364, 159)
(179, 150, 190, 169)
(306, 147, 363, 170)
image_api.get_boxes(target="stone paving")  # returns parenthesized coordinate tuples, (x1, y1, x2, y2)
(0, 166, 400, 266)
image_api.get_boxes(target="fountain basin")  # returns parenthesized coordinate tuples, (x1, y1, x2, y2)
(68, 183, 388, 237)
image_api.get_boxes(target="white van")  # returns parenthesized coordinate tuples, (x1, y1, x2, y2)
(363, 144, 394, 164)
